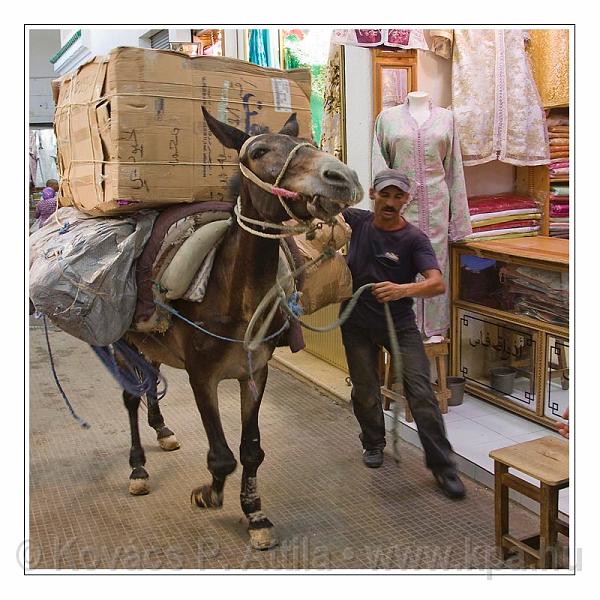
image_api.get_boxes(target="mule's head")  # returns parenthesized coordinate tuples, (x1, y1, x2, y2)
(202, 108, 362, 222)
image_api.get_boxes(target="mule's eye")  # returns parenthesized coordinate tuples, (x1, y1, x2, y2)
(251, 147, 269, 160)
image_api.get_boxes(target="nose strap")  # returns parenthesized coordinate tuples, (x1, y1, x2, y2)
(238, 138, 314, 202)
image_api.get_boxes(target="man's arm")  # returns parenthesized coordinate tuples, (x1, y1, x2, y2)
(371, 269, 445, 303)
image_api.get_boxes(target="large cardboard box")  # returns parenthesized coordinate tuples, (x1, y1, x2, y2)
(53, 47, 312, 216)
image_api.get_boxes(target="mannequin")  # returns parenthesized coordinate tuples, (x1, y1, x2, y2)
(372, 92, 472, 337)
(406, 91, 431, 127)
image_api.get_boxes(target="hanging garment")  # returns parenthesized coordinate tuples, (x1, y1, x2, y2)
(29, 130, 39, 188)
(248, 29, 272, 67)
(430, 29, 550, 167)
(34, 128, 59, 187)
(526, 29, 569, 109)
(332, 28, 429, 50)
(372, 99, 472, 336)
(320, 42, 345, 160)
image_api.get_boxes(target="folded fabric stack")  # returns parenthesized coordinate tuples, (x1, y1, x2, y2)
(547, 114, 570, 238)
(547, 115, 569, 170)
(466, 194, 541, 241)
(549, 184, 569, 239)
(500, 264, 569, 326)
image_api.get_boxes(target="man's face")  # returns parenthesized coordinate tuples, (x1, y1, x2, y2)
(370, 185, 410, 222)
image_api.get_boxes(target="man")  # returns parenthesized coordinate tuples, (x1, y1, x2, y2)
(340, 168, 466, 500)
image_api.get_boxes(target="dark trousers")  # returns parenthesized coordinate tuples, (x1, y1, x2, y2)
(341, 321, 456, 473)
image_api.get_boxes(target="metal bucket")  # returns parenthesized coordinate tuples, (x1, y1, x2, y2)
(490, 367, 517, 395)
(446, 376, 465, 406)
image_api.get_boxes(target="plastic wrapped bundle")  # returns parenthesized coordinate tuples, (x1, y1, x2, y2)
(29, 207, 157, 346)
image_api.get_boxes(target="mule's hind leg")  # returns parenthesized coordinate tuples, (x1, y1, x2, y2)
(123, 391, 150, 495)
(146, 363, 180, 451)
(239, 365, 277, 550)
(188, 375, 237, 509)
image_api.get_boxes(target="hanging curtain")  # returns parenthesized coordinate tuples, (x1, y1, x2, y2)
(248, 29, 272, 67)
(320, 42, 345, 160)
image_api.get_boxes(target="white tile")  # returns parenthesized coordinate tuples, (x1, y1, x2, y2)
(559, 488, 570, 516)
(452, 441, 499, 473)
(442, 410, 468, 424)
(475, 411, 548, 437)
(449, 396, 501, 419)
(509, 468, 540, 486)
(444, 418, 508, 449)
(508, 430, 562, 443)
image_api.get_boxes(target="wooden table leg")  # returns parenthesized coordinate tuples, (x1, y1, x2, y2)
(494, 461, 510, 560)
(436, 354, 449, 414)
(539, 483, 559, 568)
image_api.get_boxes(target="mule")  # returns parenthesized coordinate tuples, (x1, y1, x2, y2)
(122, 108, 362, 549)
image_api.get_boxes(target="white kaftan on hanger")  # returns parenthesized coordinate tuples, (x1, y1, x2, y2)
(430, 29, 550, 167)
(372, 99, 472, 337)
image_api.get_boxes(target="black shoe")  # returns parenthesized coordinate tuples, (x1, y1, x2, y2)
(362, 448, 384, 468)
(433, 469, 466, 499)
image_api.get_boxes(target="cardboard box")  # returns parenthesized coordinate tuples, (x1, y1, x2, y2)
(53, 47, 312, 216)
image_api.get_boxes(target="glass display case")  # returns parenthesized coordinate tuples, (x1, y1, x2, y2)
(457, 309, 537, 413)
(451, 237, 569, 427)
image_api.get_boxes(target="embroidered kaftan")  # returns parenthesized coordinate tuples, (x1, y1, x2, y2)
(372, 100, 472, 336)
(430, 29, 550, 167)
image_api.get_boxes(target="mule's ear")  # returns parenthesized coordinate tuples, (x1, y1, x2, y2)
(202, 107, 249, 152)
(278, 113, 299, 137)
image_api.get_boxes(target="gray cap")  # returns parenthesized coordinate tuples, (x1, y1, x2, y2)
(372, 169, 411, 193)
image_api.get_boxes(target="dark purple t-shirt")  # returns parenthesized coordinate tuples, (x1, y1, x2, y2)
(342, 208, 440, 331)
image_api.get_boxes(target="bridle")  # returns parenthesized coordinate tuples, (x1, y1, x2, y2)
(234, 136, 320, 239)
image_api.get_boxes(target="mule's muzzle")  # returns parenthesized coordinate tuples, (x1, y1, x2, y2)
(306, 195, 352, 220)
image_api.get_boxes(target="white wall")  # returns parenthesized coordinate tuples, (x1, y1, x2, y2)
(29, 29, 61, 123)
(87, 29, 153, 56)
(344, 45, 373, 209)
(416, 48, 452, 108)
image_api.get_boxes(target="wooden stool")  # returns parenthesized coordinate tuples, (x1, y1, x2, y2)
(489, 436, 569, 568)
(380, 338, 451, 422)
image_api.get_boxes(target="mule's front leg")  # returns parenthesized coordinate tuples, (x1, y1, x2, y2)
(188, 375, 237, 509)
(146, 364, 180, 451)
(239, 365, 277, 550)
(123, 391, 150, 495)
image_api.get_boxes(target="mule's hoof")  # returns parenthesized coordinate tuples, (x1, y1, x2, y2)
(249, 527, 278, 551)
(158, 435, 181, 451)
(191, 485, 222, 509)
(129, 478, 150, 496)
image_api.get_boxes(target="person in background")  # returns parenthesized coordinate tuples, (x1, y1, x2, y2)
(34, 179, 59, 228)
(340, 168, 466, 500)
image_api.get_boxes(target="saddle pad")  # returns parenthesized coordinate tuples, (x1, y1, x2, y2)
(134, 201, 233, 325)
(161, 218, 232, 299)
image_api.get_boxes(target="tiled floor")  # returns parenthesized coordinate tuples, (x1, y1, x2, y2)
(389, 394, 569, 517)
(29, 325, 558, 570)
(273, 348, 570, 517)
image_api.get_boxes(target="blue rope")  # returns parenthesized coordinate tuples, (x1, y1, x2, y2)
(287, 291, 304, 317)
(91, 340, 167, 400)
(154, 299, 289, 402)
(42, 316, 91, 429)
(154, 299, 289, 344)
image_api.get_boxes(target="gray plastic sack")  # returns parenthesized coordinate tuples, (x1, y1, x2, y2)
(29, 207, 157, 346)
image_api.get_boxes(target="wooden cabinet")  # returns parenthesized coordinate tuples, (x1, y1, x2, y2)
(451, 237, 569, 428)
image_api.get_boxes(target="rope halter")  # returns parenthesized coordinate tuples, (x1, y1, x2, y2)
(235, 137, 318, 239)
